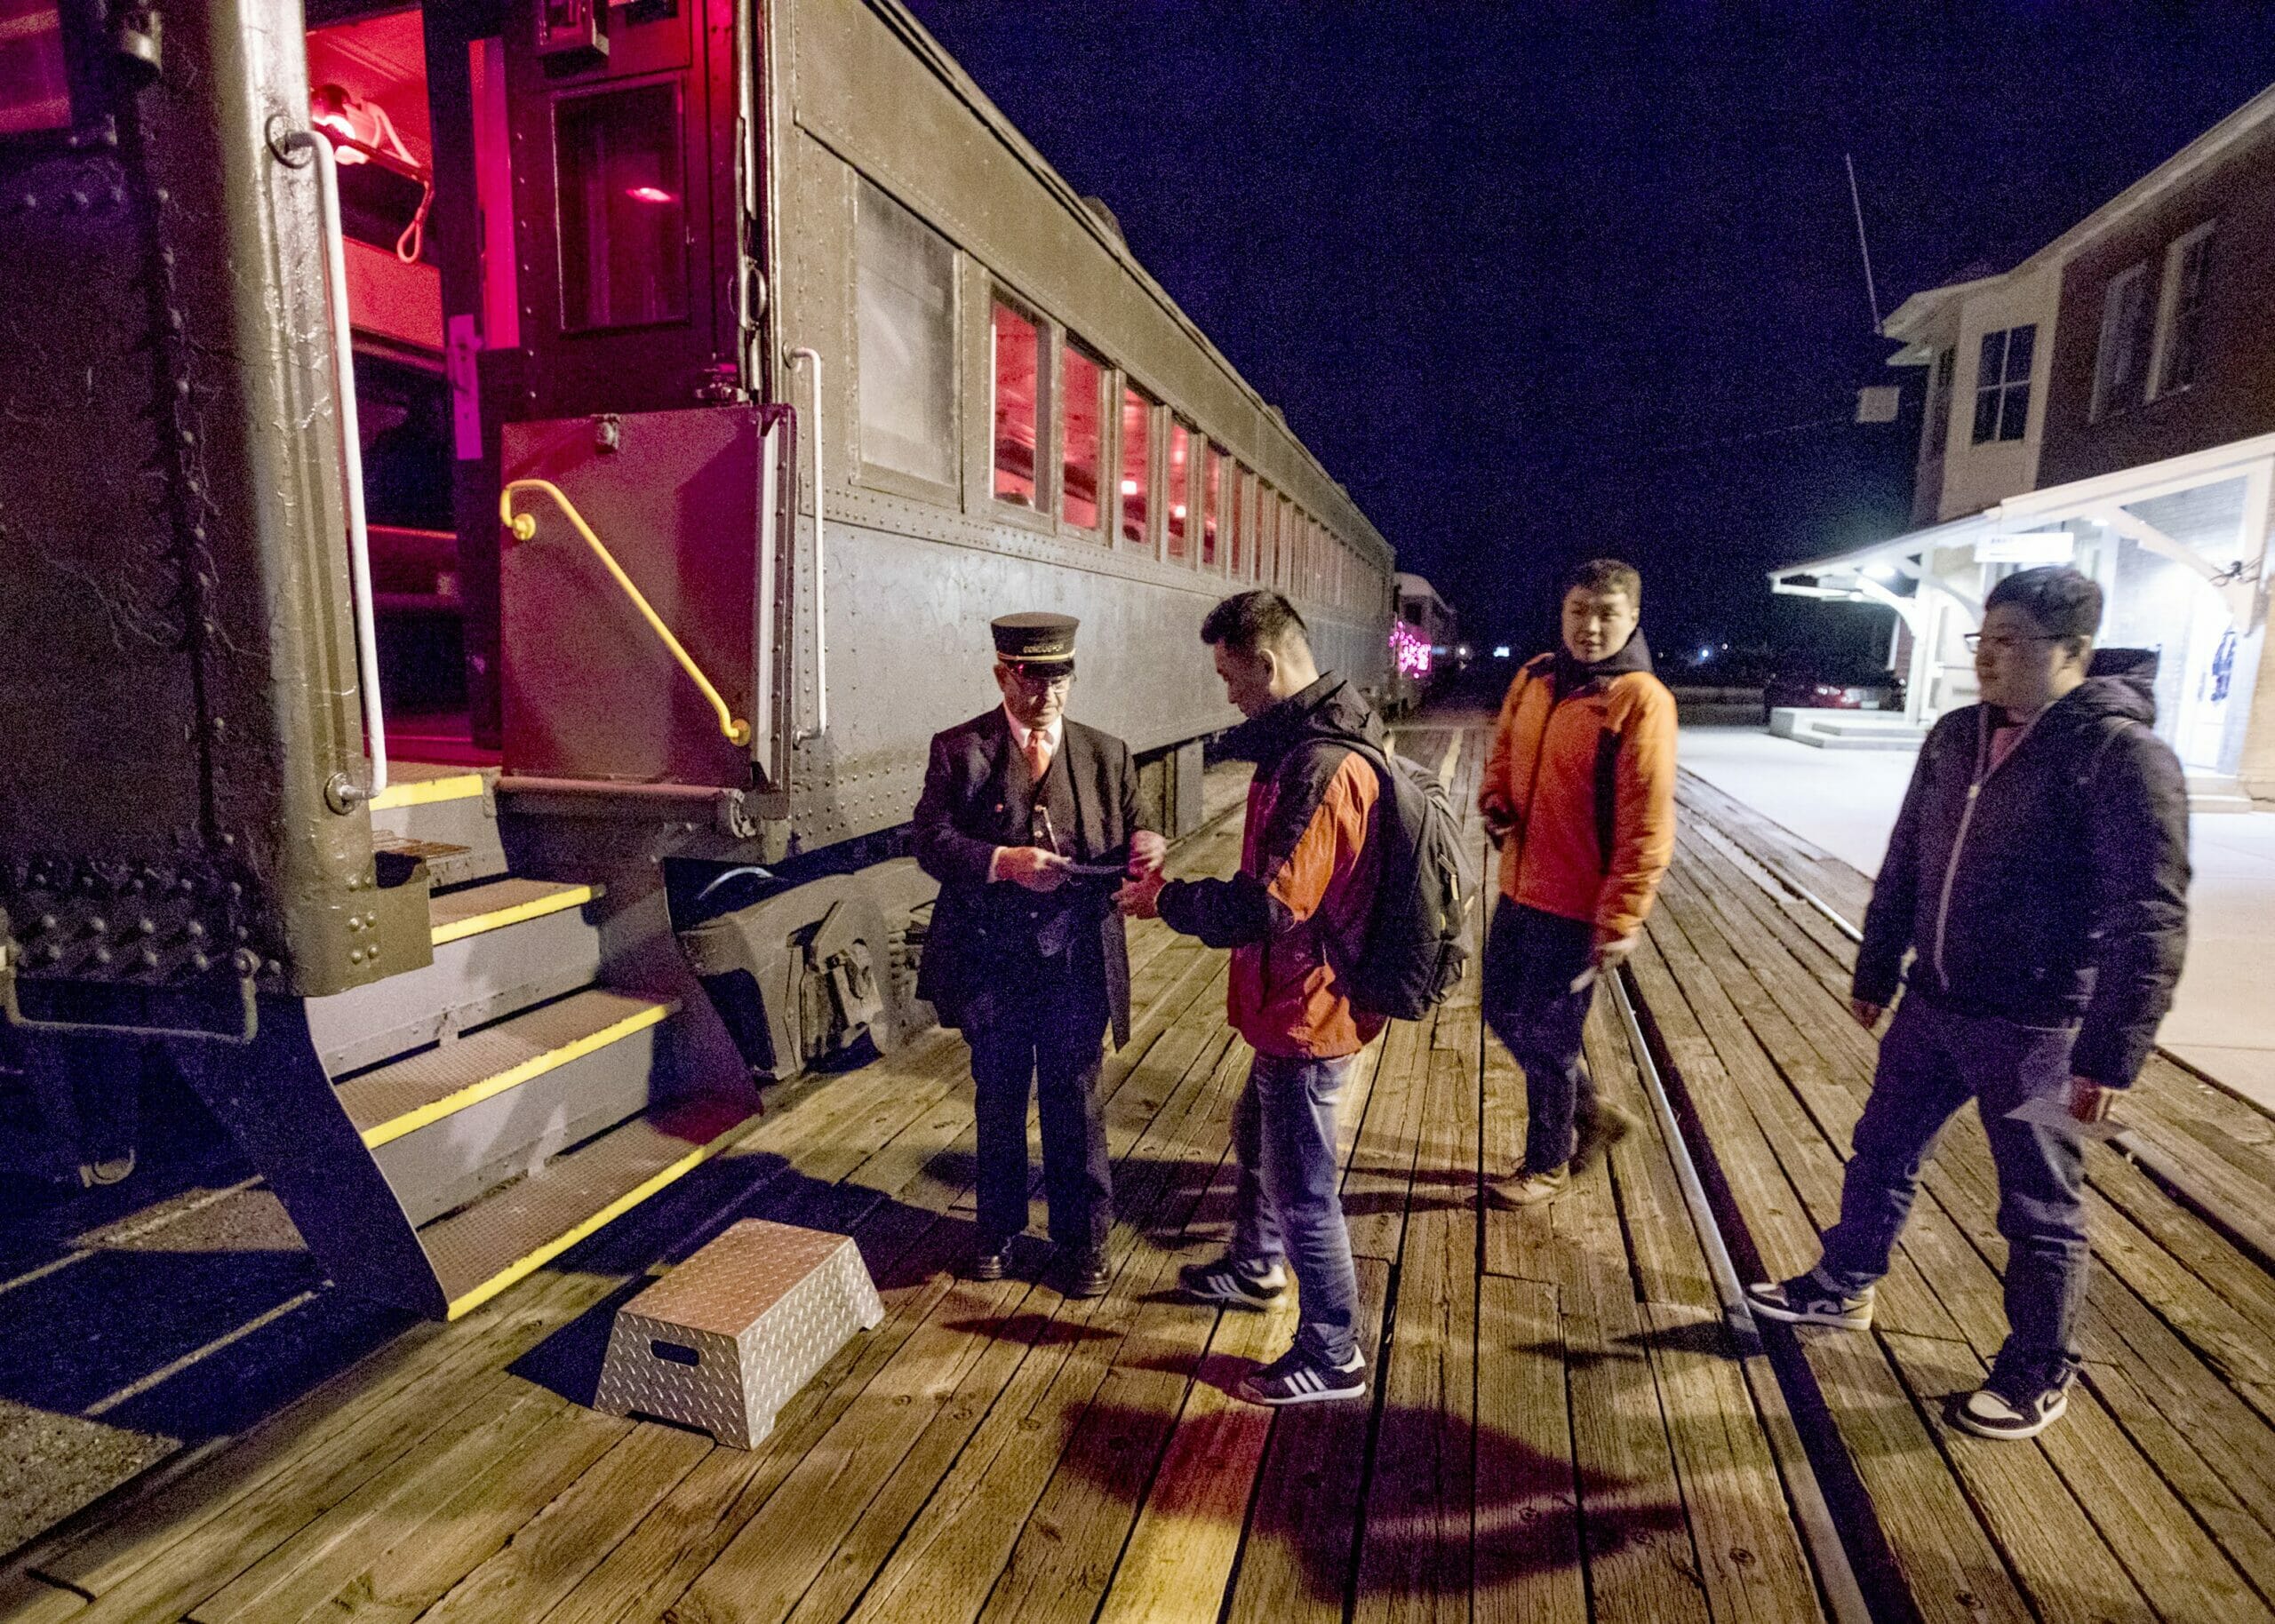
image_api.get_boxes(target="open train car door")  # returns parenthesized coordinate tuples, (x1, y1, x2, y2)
(0, 0, 401, 1034)
(499, 0, 758, 419)
(484, 0, 783, 788)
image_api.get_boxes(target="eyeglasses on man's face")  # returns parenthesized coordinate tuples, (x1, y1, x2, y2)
(1005, 664, 1074, 693)
(1963, 633, 2063, 654)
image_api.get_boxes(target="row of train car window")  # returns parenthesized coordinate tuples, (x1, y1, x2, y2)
(853, 181, 1379, 615)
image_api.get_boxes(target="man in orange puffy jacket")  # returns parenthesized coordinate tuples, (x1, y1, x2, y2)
(1477, 559, 1677, 1208)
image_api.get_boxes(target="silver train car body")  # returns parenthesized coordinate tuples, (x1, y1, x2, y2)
(0, 0, 1394, 1317)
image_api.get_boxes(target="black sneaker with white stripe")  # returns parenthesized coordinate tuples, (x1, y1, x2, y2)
(1952, 1374, 2071, 1440)
(1238, 1343, 1368, 1406)
(1745, 1271, 1874, 1331)
(1179, 1256, 1289, 1309)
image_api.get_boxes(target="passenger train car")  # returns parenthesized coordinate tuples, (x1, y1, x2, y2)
(0, 0, 1394, 1316)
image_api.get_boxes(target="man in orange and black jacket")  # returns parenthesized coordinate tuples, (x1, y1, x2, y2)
(1118, 591, 1382, 1407)
(1477, 558, 1677, 1208)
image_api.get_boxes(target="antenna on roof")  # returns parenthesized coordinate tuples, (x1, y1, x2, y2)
(1845, 153, 1884, 336)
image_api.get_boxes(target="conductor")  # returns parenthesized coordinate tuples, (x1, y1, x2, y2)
(913, 613, 1165, 1297)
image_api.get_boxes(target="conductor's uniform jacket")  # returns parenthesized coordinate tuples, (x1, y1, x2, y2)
(913, 706, 1146, 1252)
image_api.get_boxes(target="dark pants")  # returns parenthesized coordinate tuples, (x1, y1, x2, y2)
(1481, 902, 1600, 1174)
(967, 958, 1113, 1255)
(1816, 996, 2088, 1389)
(1230, 1051, 1361, 1364)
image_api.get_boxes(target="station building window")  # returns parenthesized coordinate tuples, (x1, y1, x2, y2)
(1201, 444, 1223, 568)
(1971, 322, 2033, 445)
(855, 181, 956, 487)
(2152, 224, 2215, 398)
(1120, 386, 1153, 546)
(2090, 267, 2149, 423)
(991, 299, 1041, 506)
(555, 82, 687, 331)
(1060, 342, 1104, 531)
(1166, 418, 1192, 561)
(0, 0, 71, 136)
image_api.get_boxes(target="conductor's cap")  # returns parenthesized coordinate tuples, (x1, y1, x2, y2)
(991, 612, 1078, 667)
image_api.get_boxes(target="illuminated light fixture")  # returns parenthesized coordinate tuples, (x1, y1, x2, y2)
(1492, 644, 1511, 659)
(1389, 620, 1431, 678)
(625, 185, 676, 204)
(1171, 503, 1186, 518)
(1120, 478, 1139, 496)
(1864, 561, 1898, 582)
(307, 83, 434, 263)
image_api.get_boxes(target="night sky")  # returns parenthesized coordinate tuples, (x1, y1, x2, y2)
(903, 1, 2275, 671)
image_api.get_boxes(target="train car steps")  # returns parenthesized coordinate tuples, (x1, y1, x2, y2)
(339, 987, 677, 1226)
(417, 1095, 760, 1320)
(370, 766, 508, 888)
(302, 876, 607, 1077)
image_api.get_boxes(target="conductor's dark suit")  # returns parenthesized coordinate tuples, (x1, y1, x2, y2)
(914, 707, 1146, 1254)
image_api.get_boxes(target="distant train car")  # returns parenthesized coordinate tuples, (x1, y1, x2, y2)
(1385, 572, 1459, 713)
(0, 0, 1393, 1316)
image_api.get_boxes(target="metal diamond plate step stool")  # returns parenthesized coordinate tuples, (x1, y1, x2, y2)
(593, 1219, 883, 1447)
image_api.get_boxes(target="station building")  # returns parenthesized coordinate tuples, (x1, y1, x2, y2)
(1773, 84, 2275, 808)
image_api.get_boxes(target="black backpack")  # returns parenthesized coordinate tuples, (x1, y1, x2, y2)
(1324, 738, 1481, 1020)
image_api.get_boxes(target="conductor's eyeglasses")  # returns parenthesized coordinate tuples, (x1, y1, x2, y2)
(1005, 663, 1074, 692)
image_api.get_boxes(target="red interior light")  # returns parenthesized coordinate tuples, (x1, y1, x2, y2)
(625, 184, 675, 204)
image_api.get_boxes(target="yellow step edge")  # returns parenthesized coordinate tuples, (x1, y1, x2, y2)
(371, 772, 487, 812)
(360, 1002, 673, 1151)
(442, 1128, 744, 1321)
(430, 883, 596, 947)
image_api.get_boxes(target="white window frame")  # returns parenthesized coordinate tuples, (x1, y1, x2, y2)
(2147, 222, 2215, 401)
(2089, 262, 2149, 423)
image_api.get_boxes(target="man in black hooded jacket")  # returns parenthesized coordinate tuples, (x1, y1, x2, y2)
(1748, 566, 2189, 1441)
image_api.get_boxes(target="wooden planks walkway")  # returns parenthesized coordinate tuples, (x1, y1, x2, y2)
(1657, 768, 2275, 1624)
(0, 728, 1832, 1624)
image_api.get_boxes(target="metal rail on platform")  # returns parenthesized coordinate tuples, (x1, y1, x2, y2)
(1609, 965, 1878, 1624)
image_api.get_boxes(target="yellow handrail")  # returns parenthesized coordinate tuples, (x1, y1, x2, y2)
(499, 479, 753, 748)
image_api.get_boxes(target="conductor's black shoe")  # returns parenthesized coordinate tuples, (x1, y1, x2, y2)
(967, 1239, 1010, 1282)
(1061, 1250, 1110, 1299)
(1570, 1104, 1639, 1175)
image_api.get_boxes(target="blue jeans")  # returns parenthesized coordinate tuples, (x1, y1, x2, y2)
(1230, 1051, 1361, 1364)
(1816, 996, 2089, 1389)
(1481, 903, 1600, 1174)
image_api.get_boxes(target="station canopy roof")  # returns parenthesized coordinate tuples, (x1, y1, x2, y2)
(1769, 430, 2275, 634)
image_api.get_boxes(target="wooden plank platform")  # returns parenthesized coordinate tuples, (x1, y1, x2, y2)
(1660, 765, 2275, 1624)
(0, 727, 1832, 1624)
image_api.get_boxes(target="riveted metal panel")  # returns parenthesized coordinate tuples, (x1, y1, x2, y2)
(0, 0, 387, 1002)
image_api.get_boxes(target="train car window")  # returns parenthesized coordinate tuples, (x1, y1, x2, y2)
(555, 82, 687, 331)
(1165, 419, 1191, 561)
(1201, 445, 1223, 569)
(1059, 342, 1104, 532)
(1120, 386, 1153, 546)
(0, 0, 70, 136)
(1257, 483, 1276, 585)
(1227, 463, 1248, 577)
(856, 181, 957, 487)
(990, 299, 1041, 506)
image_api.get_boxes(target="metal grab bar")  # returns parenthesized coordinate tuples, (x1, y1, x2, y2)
(0, 944, 259, 1044)
(499, 479, 753, 747)
(788, 346, 826, 744)
(282, 128, 388, 802)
